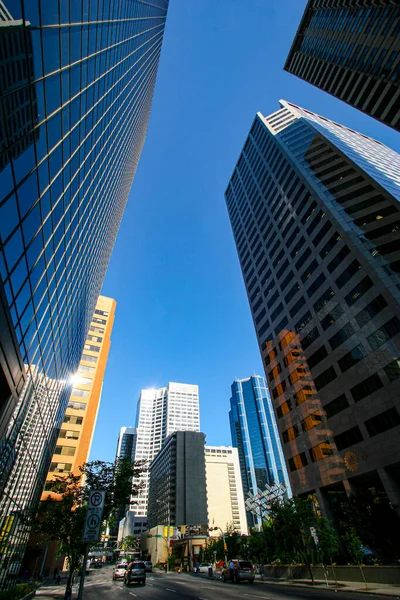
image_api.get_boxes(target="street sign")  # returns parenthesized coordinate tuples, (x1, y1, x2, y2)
(83, 490, 105, 543)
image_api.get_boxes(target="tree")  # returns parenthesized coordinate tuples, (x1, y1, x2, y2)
(120, 535, 137, 551)
(28, 458, 143, 599)
(342, 528, 368, 589)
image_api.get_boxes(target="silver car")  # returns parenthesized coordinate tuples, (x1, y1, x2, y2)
(222, 560, 255, 584)
(124, 561, 146, 586)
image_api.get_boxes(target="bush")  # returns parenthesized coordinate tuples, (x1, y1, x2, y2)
(0, 583, 35, 600)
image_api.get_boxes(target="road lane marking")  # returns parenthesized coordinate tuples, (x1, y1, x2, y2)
(165, 588, 176, 592)
(147, 582, 154, 586)
(203, 586, 216, 590)
(244, 595, 270, 599)
(129, 593, 136, 597)
(199, 597, 209, 600)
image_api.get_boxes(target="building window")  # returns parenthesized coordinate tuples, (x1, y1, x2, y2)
(314, 287, 335, 312)
(345, 276, 373, 306)
(307, 273, 327, 298)
(367, 317, 400, 351)
(295, 386, 314, 405)
(324, 393, 349, 419)
(308, 345, 328, 369)
(365, 408, 400, 437)
(54, 446, 76, 456)
(81, 354, 98, 363)
(383, 358, 400, 382)
(355, 295, 388, 327)
(84, 344, 100, 352)
(302, 411, 323, 432)
(282, 424, 300, 443)
(295, 310, 312, 333)
(321, 304, 345, 331)
(334, 426, 363, 451)
(59, 430, 80, 440)
(67, 401, 87, 411)
(327, 245, 350, 273)
(328, 322, 355, 350)
(71, 388, 89, 397)
(335, 260, 361, 289)
(338, 343, 368, 372)
(95, 309, 109, 316)
(310, 441, 334, 462)
(314, 366, 337, 391)
(301, 327, 320, 350)
(49, 463, 72, 473)
(276, 399, 292, 419)
(93, 317, 107, 325)
(63, 416, 83, 425)
(288, 452, 308, 472)
(350, 373, 383, 402)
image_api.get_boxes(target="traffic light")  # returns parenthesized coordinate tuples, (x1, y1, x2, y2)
(223, 543, 227, 551)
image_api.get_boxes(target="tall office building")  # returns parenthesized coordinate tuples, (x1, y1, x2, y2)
(112, 426, 137, 538)
(24, 296, 115, 573)
(229, 375, 291, 527)
(0, 0, 169, 584)
(42, 296, 115, 489)
(205, 446, 248, 535)
(132, 382, 200, 517)
(285, 1, 400, 131)
(147, 431, 208, 530)
(116, 426, 137, 463)
(225, 100, 400, 533)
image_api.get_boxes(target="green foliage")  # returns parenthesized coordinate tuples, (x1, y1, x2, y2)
(120, 535, 136, 551)
(342, 528, 363, 565)
(0, 583, 35, 600)
(28, 458, 143, 597)
(317, 517, 339, 563)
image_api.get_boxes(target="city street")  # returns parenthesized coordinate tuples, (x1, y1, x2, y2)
(79, 566, 394, 600)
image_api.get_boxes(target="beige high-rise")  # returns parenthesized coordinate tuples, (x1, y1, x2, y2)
(205, 446, 247, 535)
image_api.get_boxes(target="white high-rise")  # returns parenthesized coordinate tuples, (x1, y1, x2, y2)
(131, 382, 200, 516)
(205, 446, 248, 535)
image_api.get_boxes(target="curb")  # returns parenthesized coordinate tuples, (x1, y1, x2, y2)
(259, 579, 400, 598)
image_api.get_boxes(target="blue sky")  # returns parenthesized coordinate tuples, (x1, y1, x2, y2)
(90, 0, 400, 462)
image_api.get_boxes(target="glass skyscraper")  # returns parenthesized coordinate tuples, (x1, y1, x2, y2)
(225, 101, 400, 544)
(285, 1, 400, 131)
(229, 375, 291, 527)
(0, 0, 169, 585)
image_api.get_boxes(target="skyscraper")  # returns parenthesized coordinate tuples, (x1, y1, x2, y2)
(229, 375, 291, 527)
(285, 1, 400, 131)
(225, 100, 400, 533)
(43, 295, 116, 490)
(116, 426, 137, 463)
(0, 0, 169, 583)
(132, 382, 200, 517)
(147, 431, 208, 530)
(205, 445, 248, 535)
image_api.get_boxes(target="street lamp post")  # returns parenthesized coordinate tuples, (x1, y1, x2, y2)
(156, 499, 170, 572)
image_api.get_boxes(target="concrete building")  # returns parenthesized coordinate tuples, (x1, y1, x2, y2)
(285, 1, 400, 132)
(205, 446, 247, 535)
(225, 100, 400, 537)
(147, 431, 208, 531)
(229, 375, 291, 527)
(0, 0, 169, 585)
(41, 296, 116, 491)
(132, 383, 200, 517)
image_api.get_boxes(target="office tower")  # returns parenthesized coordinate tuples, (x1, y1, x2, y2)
(225, 100, 400, 531)
(147, 431, 208, 530)
(205, 446, 247, 535)
(42, 296, 115, 488)
(112, 426, 137, 538)
(285, 1, 400, 131)
(116, 426, 137, 462)
(132, 382, 200, 517)
(0, 0, 169, 584)
(229, 375, 291, 527)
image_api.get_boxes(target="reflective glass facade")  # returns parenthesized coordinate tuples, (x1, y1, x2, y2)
(0, 0, 168, 585)
(229, 375, 291, 527)
(285, 0, 400, 132)
(225, 101, 400, 540)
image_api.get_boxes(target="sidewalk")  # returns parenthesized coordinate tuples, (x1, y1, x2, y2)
(194, 571, 400, 597)
(35, 581, 79, 599)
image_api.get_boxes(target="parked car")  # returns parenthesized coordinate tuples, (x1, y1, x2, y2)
(221, 560, 255, 584)
(198, 563, 213, 573)
(112, 563, 127, 581)
(124, 561, 146, 586)
(144, 561, 153, 572)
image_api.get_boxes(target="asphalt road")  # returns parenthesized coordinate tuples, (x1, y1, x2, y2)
(82, 565, 392, 600)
